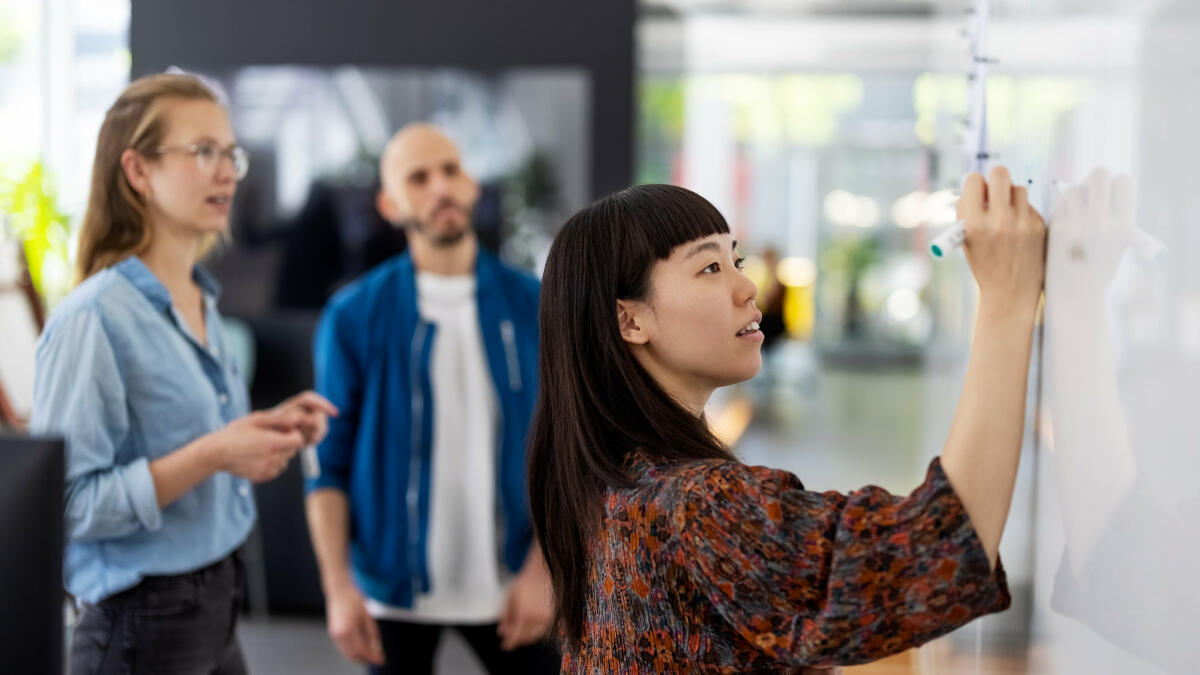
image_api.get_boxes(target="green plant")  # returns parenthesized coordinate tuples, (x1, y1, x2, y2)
(0, 161, 72, 306)
(636, 78, 685, 185)
(509, 152, 559, 213)
(500, 152, 561, 272)
(821, 235, 880, 339)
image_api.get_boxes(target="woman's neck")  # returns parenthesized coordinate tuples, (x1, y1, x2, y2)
(667, 385, 711, 418)
(633, 351, 713, 417)
(138, 223, 204, 303)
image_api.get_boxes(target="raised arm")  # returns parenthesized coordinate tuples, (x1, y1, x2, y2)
(940, 166, 1047, 569)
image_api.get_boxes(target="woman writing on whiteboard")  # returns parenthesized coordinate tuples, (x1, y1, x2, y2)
(528, 167, 1045, 672)
(31, 74, 336, 675)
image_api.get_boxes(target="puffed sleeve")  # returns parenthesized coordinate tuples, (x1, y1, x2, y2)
(675, 458, 1009, 667)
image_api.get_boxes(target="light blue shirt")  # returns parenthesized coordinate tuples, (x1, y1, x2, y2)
(31, 256, 256, 603)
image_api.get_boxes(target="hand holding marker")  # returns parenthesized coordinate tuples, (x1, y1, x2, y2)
(930, 176, 1165, 261)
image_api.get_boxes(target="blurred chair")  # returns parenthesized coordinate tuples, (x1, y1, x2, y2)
(0, 434, 65, 674)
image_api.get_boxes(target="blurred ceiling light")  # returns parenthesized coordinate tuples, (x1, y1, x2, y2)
(928, 188, 958, 226)
(856, 197, 881, 229)
(824, 190, 880, 229)
(776, 256, 817, 287)
(823, 190, 855, 223)
(891, 190, 929, 229)
(885, 288, 922, 323)
(888, 188, 959, 229)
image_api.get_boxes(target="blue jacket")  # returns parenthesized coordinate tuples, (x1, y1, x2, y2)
(306, 249, 540, 608)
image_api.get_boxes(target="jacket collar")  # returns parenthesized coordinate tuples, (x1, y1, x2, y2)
(396, 246, 503, 307)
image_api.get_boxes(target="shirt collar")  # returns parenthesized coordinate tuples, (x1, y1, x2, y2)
(114, 256, 223, 313)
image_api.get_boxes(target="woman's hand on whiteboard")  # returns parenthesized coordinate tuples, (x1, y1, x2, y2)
(957, 166, 1048, 318)
(1045, 167, 1135, 311)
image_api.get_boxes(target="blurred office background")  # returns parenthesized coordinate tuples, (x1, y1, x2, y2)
(2, 0, 1198, 673)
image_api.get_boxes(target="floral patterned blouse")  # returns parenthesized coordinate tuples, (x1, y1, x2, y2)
(562, 453, 1011, 674)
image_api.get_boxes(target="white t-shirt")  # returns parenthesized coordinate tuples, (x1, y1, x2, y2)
(364, 272, 507, 624)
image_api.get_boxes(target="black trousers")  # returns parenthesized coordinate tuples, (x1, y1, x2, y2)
(69, 553, 246, 675)
(370, 619, 560, 675)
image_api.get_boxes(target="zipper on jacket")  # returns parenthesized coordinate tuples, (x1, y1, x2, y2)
(499, 320, 522, 392)
(407, 321, 427, 600)
(496, 319, 520, 572)
(495, 381, 509, 574)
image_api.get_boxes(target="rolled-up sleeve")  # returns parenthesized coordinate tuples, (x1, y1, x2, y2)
(307, 303, 360, 494)
(31, 309, 163, 540)
(676, 458, 1009, 667)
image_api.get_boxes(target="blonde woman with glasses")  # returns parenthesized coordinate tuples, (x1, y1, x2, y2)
(31, 73, 336, 675)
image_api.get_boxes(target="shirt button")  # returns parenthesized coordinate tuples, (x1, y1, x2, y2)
(218, 393, 229, 405)
(239, 484, 250, 497)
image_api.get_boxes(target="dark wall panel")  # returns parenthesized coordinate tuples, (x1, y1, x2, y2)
(130, 0, 635, 198)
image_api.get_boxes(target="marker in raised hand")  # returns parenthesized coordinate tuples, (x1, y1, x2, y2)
(929, 222, 967, 259)
(930, 177, 1030, 258)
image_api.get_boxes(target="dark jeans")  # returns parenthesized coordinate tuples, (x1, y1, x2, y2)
(69, 553, 246, 675)
(371, 619, 560, 675)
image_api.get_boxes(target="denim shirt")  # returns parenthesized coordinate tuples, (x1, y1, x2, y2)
(30, 257, 256, 604)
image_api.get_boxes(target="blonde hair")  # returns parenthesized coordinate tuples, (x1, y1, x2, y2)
(75, 73, 221, 284)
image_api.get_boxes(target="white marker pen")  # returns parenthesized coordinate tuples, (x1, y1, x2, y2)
(930, 223, 966, 259)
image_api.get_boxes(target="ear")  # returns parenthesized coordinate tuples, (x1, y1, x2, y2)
(120, 149, 151, 199)
(616, 299, 650, 345)
(377, 189, 407, 226)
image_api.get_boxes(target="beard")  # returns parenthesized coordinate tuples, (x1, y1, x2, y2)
(415, 222, 469, 247)
(404, 199, 472, 247)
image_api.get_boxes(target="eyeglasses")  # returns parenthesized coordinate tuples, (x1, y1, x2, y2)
(153, 143, 250, 181)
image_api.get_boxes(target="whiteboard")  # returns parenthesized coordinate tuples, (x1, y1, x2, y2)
(931, 2, 1200, 673)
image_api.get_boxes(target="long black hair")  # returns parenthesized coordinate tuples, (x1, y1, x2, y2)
(528, 184, 739, 648)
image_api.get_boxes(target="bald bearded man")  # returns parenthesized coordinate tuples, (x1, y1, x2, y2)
(305, 124, 557, 674)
